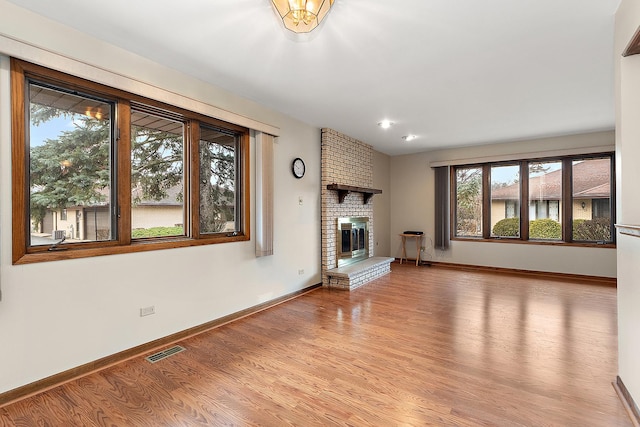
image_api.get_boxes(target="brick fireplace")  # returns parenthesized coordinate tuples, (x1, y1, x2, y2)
(321, 128, 393, 290)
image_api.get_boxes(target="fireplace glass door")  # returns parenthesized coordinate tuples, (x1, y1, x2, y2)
(337, 217, 369, 267)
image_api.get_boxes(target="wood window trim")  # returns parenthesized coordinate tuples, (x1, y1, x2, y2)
(481, 164, 491, 239)
(562, 158, 573, 242)
(519, 161, 529, 241)
(11, 58, 250, 265)
(449, 236, 616, 249)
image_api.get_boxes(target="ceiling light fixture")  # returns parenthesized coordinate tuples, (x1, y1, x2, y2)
(402, 135, 417, 142)
(271, 0, 335, 33)
(378, 120, 394, 129)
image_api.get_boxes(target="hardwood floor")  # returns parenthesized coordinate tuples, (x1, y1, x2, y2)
(0, 264, 632, 426)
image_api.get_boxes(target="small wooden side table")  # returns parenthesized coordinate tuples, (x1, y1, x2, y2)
(399, 233, 423, 266)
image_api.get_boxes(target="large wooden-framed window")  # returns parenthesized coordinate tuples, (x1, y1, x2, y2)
(12, 59, 250, 264)
(451, 153, 615, 246)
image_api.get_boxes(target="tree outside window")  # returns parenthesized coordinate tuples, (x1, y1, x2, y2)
(455, 167, 483, 237)
(28, 84, 114, 246)
(13, 59, 249, 264)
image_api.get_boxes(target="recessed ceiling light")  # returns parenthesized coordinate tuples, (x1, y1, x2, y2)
(378, 120, 394, 129)
(402, 135, 417, 142)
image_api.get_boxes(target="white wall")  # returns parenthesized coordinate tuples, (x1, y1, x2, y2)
(390, 131, 617, 277)
(0, 3, 321, 394)
(373, 150, 391, 257)
(615, 0, 640, 408)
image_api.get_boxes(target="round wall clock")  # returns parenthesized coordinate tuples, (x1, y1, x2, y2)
(292, 157, 305, 179)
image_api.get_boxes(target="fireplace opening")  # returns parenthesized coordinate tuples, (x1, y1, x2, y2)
(337, 217, 369, 267)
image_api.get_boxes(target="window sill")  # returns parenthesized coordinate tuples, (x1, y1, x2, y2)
(14, 233, 250, 265)
(450, 237, 616, 249)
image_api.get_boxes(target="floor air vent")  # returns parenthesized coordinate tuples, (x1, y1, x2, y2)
(145, 345, 186, 363)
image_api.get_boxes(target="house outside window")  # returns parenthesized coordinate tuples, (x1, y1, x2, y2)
(452, 154, 614, 245)
(490, 164, 520, 238)
(572, 158, 612, 242)
(530, 200, 560, 221)
(505, 201, 518, 219)
(592, 199, 610, 219)
(527, 160, 563, 240)
(130, 106, 185, 239)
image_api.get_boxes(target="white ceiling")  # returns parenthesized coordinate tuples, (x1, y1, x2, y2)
(7, 0, 621, 155)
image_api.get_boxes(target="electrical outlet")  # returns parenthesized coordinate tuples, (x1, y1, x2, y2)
(298, 269, 304, 275)
(140, 306, 155, 317)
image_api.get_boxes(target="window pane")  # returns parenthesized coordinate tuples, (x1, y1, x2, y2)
(455, 167, 483, 237)
(528, 161, 562, 240)
(28, 83, 113, 246)
(572, 158, 612, 242)
(199, 126, 238, 234)
(490, 164, 520, 237)
(131, 109, 184, 239)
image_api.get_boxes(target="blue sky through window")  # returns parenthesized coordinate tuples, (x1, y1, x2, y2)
(30, 115, 75, 147)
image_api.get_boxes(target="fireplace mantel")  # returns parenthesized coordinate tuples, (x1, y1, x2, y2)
(326, 184, 382, 204)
